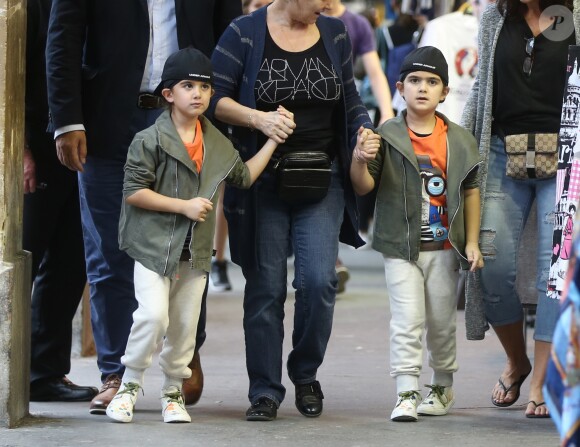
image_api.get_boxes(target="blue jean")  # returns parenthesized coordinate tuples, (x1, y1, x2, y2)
(79, 156, 137, 380)
(480, 135, 559, 342)
(241, 163, 345, 405)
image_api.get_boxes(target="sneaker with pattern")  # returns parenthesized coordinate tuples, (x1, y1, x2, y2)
(161, 386, 191, 423)
(390, 390, 421, 422)
(417, 385, 455, 416)
(106, 382, 141, 423)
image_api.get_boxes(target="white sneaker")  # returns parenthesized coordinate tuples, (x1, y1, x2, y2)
(161, 387, 191, 423)
(417, 385, 455, 416)
(106, 382, 141, 423)
(390, 391, 421, 422)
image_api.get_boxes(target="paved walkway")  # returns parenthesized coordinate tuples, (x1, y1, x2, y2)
(1, 245, 560, 446)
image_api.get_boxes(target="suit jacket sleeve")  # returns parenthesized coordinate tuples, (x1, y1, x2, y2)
(213, 0, 242, 40)
(26, 0, 45, 136)
(45, 0, 87, 130)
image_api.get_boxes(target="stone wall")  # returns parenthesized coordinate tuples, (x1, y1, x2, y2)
(0, 0, 32, 428)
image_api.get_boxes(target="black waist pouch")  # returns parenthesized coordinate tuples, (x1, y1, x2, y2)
(274, 151, 331, 205)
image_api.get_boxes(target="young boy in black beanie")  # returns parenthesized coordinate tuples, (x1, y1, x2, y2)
(107, 48, 287, 424)
(350, 46, 484, 421)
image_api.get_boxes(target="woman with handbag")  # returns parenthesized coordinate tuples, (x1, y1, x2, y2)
(462, 0, 580, 418)
(208, 0, 372, 421)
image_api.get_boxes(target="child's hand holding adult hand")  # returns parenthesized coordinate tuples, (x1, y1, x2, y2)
(276, 105, 293, 120)
(254, 106, 296, 144)
(354, 126, 380, 164)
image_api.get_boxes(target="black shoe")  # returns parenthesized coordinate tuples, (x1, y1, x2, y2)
(210, 260, 232, 292)
(295, 381, 324, 417)
(246, 397, 278, 421)
(30, 377, 99, 402)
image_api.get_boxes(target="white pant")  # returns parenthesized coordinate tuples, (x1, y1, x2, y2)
(384, 250, 459, 393)
(121, 261, 206, 387)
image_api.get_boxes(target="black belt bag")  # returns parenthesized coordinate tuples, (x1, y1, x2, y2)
(273, 151, 331, 204)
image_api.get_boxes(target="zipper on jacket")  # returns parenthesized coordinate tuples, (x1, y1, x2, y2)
(189, 158, 202, 267)
(402, 159, 412, 260)
(187, 154, 240, 268)
(163, 159, 179, 276)
(448, 154, 482, 262)
(446, 135, 461, 257)
(188, 138, 206, 266)
(208, 160, 238, 203)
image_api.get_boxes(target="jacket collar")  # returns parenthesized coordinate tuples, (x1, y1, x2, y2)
(378, 111, 416, 162)
(155, 109, 199, 174)
(378, 110, 471, 168)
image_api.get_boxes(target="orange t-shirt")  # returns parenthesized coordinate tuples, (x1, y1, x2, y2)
(183, 120, 204, 173)
(407, 116, 451, 249)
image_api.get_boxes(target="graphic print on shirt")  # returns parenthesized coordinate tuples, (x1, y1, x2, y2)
(255, 57, 341, 104)
(417, 154, 448, 242)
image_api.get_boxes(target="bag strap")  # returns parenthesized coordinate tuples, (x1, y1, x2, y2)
(526, 133, 536, 179)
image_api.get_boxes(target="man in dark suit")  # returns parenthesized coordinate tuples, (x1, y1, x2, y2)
(46, 0, 241, 414)
(25, 0, 98, 403)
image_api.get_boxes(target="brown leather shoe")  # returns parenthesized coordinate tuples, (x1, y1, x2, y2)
(182, 351, 204, 406)
(89, 374, 121, 415)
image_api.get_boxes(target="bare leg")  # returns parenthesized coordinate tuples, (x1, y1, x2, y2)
(525, 340, 551, 416)
(491, 320, 532, 405)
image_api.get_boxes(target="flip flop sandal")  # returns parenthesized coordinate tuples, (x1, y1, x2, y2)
(491, 370, 531, 407)
(525, 400, 551, 418)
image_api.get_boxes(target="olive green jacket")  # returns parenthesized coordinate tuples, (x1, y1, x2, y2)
(119, 110, 250, 277)
(368, 111, 480, 269)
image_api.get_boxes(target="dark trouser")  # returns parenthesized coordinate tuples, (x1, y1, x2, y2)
(24, 130, 87, 384)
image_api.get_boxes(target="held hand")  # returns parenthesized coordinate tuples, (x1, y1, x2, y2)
(23, 147, 37, 194)
(255, 107, 296, 144)
(465, 242, 484, 272)
(354, 126, 380, 163)
(361, 129, 380, 156)
(182, 197, 213, 222)
(56, 130, 87, 172)
(276, 105, 293, 119)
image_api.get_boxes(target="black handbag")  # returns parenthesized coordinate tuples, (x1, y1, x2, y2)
(274, 151, 332, 204)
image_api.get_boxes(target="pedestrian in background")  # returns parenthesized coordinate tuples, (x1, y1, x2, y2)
(462, 0, 579, 418)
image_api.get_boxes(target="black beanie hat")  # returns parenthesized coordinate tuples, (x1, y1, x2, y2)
(399, 46, 449, 86)
(154, 47, 213, 96)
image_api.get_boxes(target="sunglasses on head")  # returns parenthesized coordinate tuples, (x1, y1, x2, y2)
(523, 37, 535, 77)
